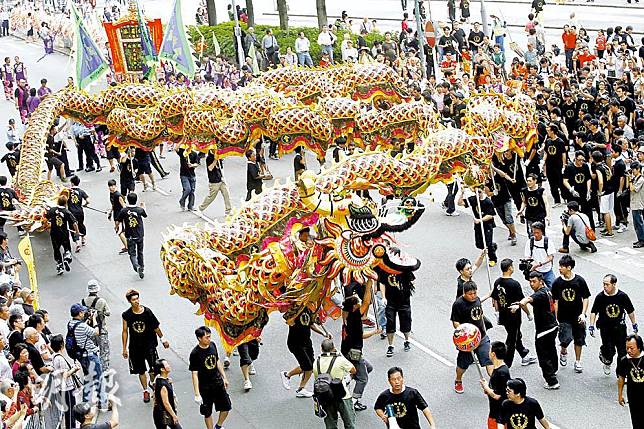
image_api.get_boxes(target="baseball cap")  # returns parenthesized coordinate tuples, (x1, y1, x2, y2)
(70, 303, 87, 317)
(87, 279, 100, 293)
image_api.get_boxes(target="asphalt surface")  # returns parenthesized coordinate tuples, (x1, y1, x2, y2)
(1, 11, 642, 428)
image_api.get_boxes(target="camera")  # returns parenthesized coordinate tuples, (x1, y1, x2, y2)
(518, 258, 534, 280)
(85, 308, 98, 326)
(560, 210, 570, 224)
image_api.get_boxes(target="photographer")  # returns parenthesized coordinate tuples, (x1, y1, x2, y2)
(69, 303, 107, 411)
(560, 201, 597, 253)
(523, 222, 555, 289)
(81, 279, 111, 370)
(0, 232, 21, 287)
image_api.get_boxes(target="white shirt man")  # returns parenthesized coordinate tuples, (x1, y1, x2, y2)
(317, 28, 336, 47)
(295, 35, 310, 53)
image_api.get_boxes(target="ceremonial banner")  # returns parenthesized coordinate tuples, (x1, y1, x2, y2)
(136, 0, 157, 68)
(159, 0, 196, 77)
(71, 5, 109, 89)
(17, 235, 39, 310)
(212, 33, 221, 57)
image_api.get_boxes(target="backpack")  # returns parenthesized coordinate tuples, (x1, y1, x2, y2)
(82, 296, 104, 330)
(529, 236, 549, 257)
(313, 355, 344, 406)
(65, 320, 88, 361)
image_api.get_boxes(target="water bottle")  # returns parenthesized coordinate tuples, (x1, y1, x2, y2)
(385, 404, 402, 429)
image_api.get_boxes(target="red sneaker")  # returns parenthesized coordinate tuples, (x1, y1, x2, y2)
(454, 381, 464, 394)
(362, 319, 375, 327)
(143, 391, 150, 403)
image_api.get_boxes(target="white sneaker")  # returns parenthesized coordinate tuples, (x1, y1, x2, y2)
(445, 211, 461, 216)
(280, 371, 291, 390)
(295, 388, 313, 398)
(521, 355, 537, 366)
(543, 382, 560, 390)
(574, 361, 583, 373)
(223, 356, 230, 369)
(603, 363, 611, 375)
(616, 224, 627, 233)
(249, 363, 256, 375)
(243, 379, 252, 391)
(559, 352, 567, 366)
(232, 348, 239, 356)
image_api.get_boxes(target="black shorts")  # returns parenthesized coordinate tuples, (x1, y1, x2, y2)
(558, 321, 586, 347)
(287, 341, 314, 372)
(107, 146, 120, 160)
(200, 384, 232, 417)
(385, 305, 412, 334)
(121, 180, 135, 196)
(137, 162, 152, 175)
(128, 347, 159, 375)
(46, 156, 63, 170)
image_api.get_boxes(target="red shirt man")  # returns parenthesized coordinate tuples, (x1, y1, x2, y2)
(562, 28, 577, 50)
(577, 48, 596, 67)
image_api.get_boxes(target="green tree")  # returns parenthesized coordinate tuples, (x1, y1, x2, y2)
(277, 0, 288, 31)
(316, 0, 327, 30)
(245, 0, 255, 27)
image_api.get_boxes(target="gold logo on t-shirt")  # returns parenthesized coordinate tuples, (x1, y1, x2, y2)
(528, 197, 539, 207)
(574, 173, 586, 184)
(606, 304, 621, 318)
(547, 145, 557, 155)
(471, 306, 483, 321)
(132, 321, 145, 333)
(562, 288, 576, 302)
(630, 367, 644, 383)
(204, 354, 218, 370)
(389, 402, 408, 418)
(510, 413, 529, 429)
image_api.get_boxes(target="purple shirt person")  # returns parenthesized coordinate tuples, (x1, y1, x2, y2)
(26, 89, 41, 115)
(37, 79, 52, 98)
(14, 80, 28, 123)
(13, 58, 26, 81)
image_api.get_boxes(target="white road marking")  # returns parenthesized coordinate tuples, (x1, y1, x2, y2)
(595, 238, 617, 246)
(153, 187, 170, 196)
(618, 247, 641, 255)
(367, 314, 454, 367)
(191, 210, 217, 225)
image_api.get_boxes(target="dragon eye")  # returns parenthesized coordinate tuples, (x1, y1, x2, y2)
(372, 244, 385, 258)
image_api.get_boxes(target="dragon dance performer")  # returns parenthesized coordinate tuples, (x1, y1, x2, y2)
(46, 195, 80, 275)
(1, 57, 13, 100)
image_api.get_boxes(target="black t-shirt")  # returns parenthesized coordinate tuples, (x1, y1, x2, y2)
(595, 162, 614, 194)
(45, 206, 77, 237)
(68, 187, 88, 215)
(134, 148, 151, 165)
(26, 342, 46, 374)
(488, 175, 511, 206)
(618, 96, 636, 119)
(611, 158, 626, 193)
(564, 163, 591, 195)
(154, 377, 176, 412)
(119, 157, 138, 183)
(205, 153, 223, 183)
(1, 151, 19, 174)
(530, 287, 558, 334)
(591, 290, 634, 328)
(464, 195, 496, 227)
(374, 387, 428, 429)
(468, 30, 484, 47)
(456, 276, 474, 299)
(544, 137, 565, 167)
(116, 206, 147, 239)
(122, 306, 160, 350)
(488, 365, 510, 419)
(499, 397, 545, 429)
(178, 148, 198, 178)
(551, 274, 591, 323)
(561, 101, 577, 124)
(438, 35, 457, 55)
(522, 187, 546, 221)
(451, 296, 486, 338)
(341, 306, 364, 356)
(617, 354, 644, 400)
(380, 271, 413, 308)
(189, 342, 223, 389)
(0, 187, 16, 211)
(492, 277, 524, 325)
(287, 309, 313, 348)
(109, 190, 124, 218)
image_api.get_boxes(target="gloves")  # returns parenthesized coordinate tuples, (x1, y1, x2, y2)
(570, 189, 580, 199)
(194, 395, 203, 405)
(586, 192, 591, 201)
(633, 323, 639, 334)
(589, 325, 595, 337)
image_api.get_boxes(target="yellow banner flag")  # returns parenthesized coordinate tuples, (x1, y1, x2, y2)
(17, 235, 39, 310)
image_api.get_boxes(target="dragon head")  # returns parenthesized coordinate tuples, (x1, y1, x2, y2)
(316, 196, 423, 286)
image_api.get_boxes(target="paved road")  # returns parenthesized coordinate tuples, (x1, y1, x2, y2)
(1, 25, 641, 429)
